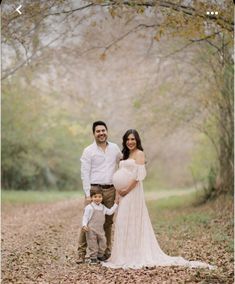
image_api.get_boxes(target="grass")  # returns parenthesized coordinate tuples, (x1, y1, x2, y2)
(147, 191, 197, 208)
(146, 192, 234, 281)
(1, 190, 82, 204)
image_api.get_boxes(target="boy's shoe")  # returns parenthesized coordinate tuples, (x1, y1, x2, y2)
(89, 258, 98, 264)
(104, 251, 111, 259)
(76, 253, 85, 264)
(97, 255, 108, 262)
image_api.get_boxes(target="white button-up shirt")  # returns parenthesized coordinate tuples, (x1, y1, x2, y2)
(80, 141, 122, 197)
(82, 202, 118, 226)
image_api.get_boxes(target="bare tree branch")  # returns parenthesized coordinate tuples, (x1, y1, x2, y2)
(77, 23, 158, 56)
(2, 35, 61, 80)
(194, 125, 220, 160)
(43, 2, 95, 16)
(120, 0, 234, 31)
(104, 23, 158, 52)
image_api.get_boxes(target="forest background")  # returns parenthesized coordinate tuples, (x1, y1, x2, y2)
(2, 0, 234, 199)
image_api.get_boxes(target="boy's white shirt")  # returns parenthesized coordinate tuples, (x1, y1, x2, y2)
(82, 201, 118, 227)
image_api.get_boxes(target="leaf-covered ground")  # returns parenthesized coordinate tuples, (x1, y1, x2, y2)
(1, 193, 234, 283)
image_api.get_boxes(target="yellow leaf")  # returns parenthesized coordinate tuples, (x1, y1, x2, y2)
(100, 52, 106, 61)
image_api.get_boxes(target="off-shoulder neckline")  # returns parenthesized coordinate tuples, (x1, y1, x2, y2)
(121, 158, 145, 166)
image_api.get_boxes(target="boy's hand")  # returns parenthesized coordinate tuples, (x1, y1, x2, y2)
(82, 225, 89, 232)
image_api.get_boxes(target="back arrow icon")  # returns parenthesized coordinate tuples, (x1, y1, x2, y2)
(16, 5, 22, 15)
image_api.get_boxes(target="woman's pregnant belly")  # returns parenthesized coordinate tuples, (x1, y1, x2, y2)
(112, 168, 134, 190)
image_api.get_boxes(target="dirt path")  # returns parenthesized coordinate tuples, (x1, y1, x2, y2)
(1, 191, 232, 283)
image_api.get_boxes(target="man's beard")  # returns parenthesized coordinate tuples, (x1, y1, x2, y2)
(97, 135, 107, 143)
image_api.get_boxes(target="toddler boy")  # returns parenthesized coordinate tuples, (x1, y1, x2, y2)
(82, 187, 118, 264)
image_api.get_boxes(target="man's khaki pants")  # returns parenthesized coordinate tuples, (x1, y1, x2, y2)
(77, 186, 116, 256)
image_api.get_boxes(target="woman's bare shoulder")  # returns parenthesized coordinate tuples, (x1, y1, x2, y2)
(135, 150, 145, 164)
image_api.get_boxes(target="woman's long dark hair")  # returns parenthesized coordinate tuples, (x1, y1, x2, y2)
(122, 129, 144, 160)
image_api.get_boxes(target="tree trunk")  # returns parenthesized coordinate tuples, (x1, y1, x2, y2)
(216, 61, 234, 194)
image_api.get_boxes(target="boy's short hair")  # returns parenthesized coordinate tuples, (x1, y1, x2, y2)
(92, 121, 107, 133)
(90, 187, 103, 197)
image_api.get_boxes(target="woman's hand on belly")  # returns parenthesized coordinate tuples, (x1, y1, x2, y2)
(118, 188, 130, 197)
(118, 179, 139, 197)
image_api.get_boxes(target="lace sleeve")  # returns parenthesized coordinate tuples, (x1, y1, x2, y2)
(136, 164, 146, 181)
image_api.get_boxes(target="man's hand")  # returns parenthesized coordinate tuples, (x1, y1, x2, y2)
(82, 225, 89, 232)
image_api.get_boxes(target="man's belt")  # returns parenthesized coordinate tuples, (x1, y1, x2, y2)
(91, 184, 114, 189)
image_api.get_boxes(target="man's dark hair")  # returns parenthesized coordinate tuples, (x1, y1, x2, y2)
(90, 187, 103, 197)
(92, 121, 108, 133)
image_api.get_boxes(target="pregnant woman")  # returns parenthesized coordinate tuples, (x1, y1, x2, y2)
(103, 129, 214, 269)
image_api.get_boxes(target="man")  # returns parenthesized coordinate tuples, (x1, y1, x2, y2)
(77, 121, 122, 263)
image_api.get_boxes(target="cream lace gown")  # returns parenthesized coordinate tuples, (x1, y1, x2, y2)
(103, 159, 214, 269)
